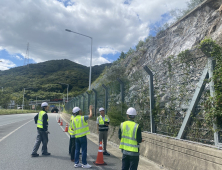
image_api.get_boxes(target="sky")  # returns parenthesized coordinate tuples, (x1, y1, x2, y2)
(0, 0, 189, 70)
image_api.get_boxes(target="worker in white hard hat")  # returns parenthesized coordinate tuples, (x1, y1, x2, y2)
(96, 107, 110, 156)
(118, 107, 144, 170)
(71, 105, 93, 168)
(31, 102, 51, 157)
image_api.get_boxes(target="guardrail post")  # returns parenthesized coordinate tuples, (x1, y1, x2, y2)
(102, 84, 108, 114)
(143, 66, 155, 133)
(92, 88, 97, 117)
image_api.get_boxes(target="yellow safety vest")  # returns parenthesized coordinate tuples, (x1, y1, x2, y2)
(98, 115, 109, 130)
(72, 115, 90, 138)
(68, 115, 75, 135)
(119, 121, 139, 152)
(37, 111, 47, 129)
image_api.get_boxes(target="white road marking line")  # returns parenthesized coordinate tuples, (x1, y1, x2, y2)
(55, 114, 104, 170)
(0, 119, 33, 143)
(0, 118, 32, 127)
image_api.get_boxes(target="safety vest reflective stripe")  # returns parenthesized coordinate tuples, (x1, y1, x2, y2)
(75, 130, 90, 136)
(68, 115, 75, 135)
(119, 121, 139, 152)
(73, 115, 90, 138)
(37, 111, 46, 129)
(121, 123, 138, 140)
(120, 142, 139, 148)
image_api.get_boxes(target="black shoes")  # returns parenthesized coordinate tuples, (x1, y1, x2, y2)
(31, 153, 39, 157)
(103, 151, 110, 156)
(42, 152, 51, 156)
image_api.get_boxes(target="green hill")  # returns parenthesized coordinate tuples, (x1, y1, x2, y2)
(0, 59, 111, 102)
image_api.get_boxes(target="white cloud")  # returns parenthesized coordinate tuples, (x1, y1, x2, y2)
(0, 0, 188, 66)
(0, 59, 16, 70)
(98, 47, 119, 56)
(15, 55, 23, 60)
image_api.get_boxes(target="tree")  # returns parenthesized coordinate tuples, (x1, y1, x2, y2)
(136, 40, 144, 51)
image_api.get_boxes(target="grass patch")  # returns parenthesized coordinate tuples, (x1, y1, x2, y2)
(0, 109, 39, 115)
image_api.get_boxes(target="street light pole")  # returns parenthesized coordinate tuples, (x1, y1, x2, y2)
(59, 83, 69, 103)
(67, 84, 69, 102)
(36, 96, 38, 111)
(22, 88, 25, 111)
(65, 29, 93, 90)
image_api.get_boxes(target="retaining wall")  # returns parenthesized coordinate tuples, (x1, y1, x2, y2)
(61, 112, 222, 170)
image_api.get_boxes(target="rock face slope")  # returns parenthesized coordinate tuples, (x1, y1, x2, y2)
(89, 0, 222, 141)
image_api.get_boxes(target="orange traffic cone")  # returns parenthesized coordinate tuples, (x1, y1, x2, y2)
(93, 141, 107, 165)
(64, 123, 68, 132)
(60, 119, 63, 126)
(58, 117, 60, 123)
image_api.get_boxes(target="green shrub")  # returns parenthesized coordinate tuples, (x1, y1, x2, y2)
(107, 101, 127, 126)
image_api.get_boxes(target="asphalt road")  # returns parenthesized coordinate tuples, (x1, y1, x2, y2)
(0, 113, 122, 170)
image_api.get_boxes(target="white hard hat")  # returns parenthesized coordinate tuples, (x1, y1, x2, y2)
(126, 107, 137, 115)
(72, 107, 81, 113)
(41, 102, 48, 107)
(99, 107, 105, 112)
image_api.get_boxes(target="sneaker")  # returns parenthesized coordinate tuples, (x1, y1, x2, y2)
(103, 151, 110, 156)
(31, 153, 39, 157)
(74, 163, 82, 168)
(71, 159, 75, 162)
(42, 152, 51, 156)
(82, 163, 92, 168)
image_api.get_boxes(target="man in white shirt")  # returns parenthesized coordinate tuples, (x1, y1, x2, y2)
(96, 107, 110, 156)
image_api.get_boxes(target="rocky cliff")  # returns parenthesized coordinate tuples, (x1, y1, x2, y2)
(89, 0, 222, 141)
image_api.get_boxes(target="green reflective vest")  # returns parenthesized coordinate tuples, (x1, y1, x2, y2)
(72, 115, 90, 138)
(98, 115, 109, 131)
(68, 115, 75, 135)
(119, 121, 139, 152)
(37, 111, 47, 129)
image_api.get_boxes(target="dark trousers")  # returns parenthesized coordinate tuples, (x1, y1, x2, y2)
(99, 131, 108, 151)
(32, 130, 48, 154)
(122, 154, 139, 170)
(75, 135, 87, 165)
(70, 137, 75, 160)
(69, 136, 71, 154)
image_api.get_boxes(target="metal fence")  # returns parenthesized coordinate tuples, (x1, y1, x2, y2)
(64, 58, 221, 147)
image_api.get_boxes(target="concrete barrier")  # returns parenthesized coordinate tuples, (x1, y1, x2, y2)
(61, 112, 222, 170)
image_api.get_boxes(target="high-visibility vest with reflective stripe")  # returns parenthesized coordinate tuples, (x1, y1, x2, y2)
(68, 115, 75, 135)
(37, 111, 47, 129)
(119, 121, 139, 152)
(72, 115, 90, 138)
(98, 115, 109, 130)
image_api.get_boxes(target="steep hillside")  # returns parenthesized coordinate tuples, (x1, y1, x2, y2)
(0, 59, 111, 99)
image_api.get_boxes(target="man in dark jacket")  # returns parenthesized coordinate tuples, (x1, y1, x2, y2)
(31, 102, 51, 157)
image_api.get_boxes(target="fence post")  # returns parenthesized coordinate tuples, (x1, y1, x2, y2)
(81, 94, 85, 115)
(86, 92, 90, 112)
(102, 84, 108, 114)
(117, 78, 124, 115)
(143, 66, 155, 133)
(208, 57, 219, 146)
(92, 88, 97, 117)
(78, 96, 81, 108)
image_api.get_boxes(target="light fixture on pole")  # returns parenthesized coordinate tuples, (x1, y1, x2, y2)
(22, 87, 33, 111)
(59, 83, 69, 102)
(65, 29, 93, 91)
